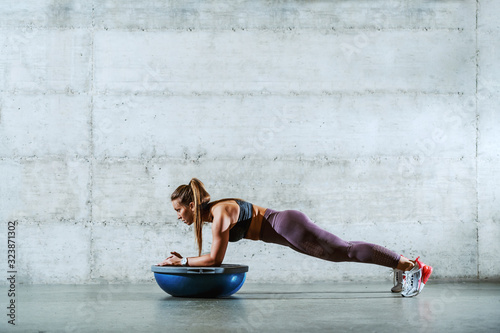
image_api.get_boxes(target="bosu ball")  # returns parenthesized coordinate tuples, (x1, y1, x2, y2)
(151, 264, 249, 298)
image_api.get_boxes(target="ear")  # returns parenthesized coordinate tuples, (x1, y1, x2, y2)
(189, 202, 195, 211)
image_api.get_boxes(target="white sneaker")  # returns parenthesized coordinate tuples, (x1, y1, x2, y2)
(401, 264, 422, 297)
(391, 269, 403, 293)
(401, 257, 432, 297)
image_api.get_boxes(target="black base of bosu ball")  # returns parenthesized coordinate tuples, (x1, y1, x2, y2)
(151, 264, 249, 298)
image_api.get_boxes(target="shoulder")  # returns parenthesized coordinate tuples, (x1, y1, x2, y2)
(211, 200, 237, 212)
(210, 200, 239, 219)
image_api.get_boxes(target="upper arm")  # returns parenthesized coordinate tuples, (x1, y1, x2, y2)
(209, 206, 232, 266)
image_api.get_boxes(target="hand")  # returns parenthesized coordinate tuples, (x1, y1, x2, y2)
(157, 251, 183, 266)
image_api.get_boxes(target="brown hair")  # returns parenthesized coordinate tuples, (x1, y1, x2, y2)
(170, 178, 211, 256)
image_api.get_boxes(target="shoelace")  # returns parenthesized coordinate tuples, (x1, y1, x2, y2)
(401, 272, 409, 292)
(395, 270, 402, 283)
(403, 267, 418, 292)
(392, 269, 403, 289)
(403, 266, 423, 295)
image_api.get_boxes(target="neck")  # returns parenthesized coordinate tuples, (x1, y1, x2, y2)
(201, 207, 213, 222)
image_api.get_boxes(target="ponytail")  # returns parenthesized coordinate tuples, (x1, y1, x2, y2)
(171, 178, 210, 256)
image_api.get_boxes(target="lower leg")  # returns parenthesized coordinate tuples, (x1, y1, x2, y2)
(345, 242, 401, 269)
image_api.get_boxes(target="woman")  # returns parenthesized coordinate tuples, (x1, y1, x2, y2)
(158, 178, 432, 297)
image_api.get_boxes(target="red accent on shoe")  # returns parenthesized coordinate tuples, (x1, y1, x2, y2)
(416, 257, 433, 290)
(415, 257, 424, 269)
(422, 265, 433, 285)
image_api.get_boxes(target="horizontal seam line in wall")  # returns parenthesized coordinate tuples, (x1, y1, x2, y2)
(0, 156, 479, 162)
(0, 27, 470, 32)
(0, 156, 92, 161)
(0, 91, 472, 97)
(10, 219, 174, 225)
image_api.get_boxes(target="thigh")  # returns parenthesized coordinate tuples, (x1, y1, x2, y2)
(272, 210, 350, 259)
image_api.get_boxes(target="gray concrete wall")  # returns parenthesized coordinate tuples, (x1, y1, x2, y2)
(0, 1, 498, 284)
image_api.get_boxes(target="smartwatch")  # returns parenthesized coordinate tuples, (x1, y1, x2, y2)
(181, 257, 188, 266)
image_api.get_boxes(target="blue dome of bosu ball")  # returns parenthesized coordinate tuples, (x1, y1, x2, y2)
(151, 264, 249, 298)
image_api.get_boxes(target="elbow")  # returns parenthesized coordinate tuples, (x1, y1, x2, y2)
(208, 257, 223, 267)
(209, 260, 223, 267)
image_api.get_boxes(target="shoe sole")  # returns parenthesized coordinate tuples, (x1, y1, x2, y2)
(391, 285, 403, 293)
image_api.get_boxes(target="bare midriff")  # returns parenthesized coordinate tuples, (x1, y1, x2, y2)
(244, 204, 267, 241)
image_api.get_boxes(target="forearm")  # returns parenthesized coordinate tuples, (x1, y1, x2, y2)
(185, 254, 220, 267)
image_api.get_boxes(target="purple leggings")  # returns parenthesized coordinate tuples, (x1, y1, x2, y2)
(260, 209, 400, 269)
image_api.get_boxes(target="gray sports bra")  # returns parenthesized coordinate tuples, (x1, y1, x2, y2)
(228, 200, 253, 242)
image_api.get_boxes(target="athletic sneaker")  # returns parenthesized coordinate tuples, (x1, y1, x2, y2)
(391, 269, 403, 293)
(401, 257, 433, 297)
(391, 255, 408, 293)
(418, 258, 433, 292)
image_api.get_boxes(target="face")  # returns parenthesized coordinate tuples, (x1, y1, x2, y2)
(172, 199, 195, 225)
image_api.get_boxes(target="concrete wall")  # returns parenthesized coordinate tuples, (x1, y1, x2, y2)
(0, 0, 498, 284)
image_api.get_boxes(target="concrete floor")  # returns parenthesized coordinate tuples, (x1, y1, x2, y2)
(1, 280, 499, 332)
